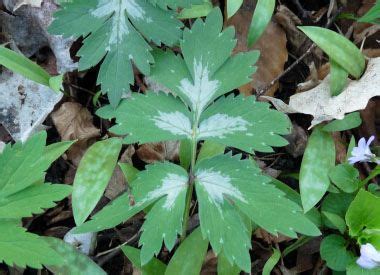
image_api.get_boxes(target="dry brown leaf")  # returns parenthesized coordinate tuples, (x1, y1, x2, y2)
(104, 146, 135, 200)
(226, 0, 288, 96)
(264, 57, 380, 128)
(136, 141, 179, 164)
(51, 102, 100, 141)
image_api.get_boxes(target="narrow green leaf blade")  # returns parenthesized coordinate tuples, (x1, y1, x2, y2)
(73, 138, 122, 225)
(0, 46, 50, 86)
(45, 237, 106, 275)
(330, 59, 349, 96)
(248, 0, 276, 46)
(262, 248, 281, 275)
(178, 1, 213, 19)
(300, 127, 335, 212)
(165, 227, 208, 275)
(227, 0, 243, 18)
(217, 252, 240, 275)
(322, 112, 362, 132)
(122, 245, 166, 275)
(197, 140, 225, 162)
(299, 26, 365, 78)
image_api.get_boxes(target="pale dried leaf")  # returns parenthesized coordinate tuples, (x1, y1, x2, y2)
(264, 57, 380, 128)
(51, 102, 100, 141)
(0, 70, 62, 141)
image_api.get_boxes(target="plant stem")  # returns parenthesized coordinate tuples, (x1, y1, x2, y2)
(181, 112, 199, 242)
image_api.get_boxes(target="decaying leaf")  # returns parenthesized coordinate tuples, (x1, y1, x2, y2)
(136, 141, 179, 164)
(51, 102, 100, 141)
(1, 0, 76, 73)
(52, 102, 100, 167)
(0, 70, 62, 141)
(226, 0, 288, 96)
(264, 57, 380, 128)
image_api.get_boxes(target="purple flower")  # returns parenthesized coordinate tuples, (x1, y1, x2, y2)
(348, 136, 377, 164)
(357, 243, 380, 269)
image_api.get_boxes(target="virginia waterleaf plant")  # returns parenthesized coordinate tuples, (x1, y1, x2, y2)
(49, 0, 203, 107)
(72, 9, 320, 272)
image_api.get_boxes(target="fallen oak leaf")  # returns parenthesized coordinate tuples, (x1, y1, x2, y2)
(263, 57, 380, 129)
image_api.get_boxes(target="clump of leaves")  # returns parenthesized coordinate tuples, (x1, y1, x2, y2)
(72, 9, 320, 272)
(0, 132, 72, 268)
(49, 0, 202, 107)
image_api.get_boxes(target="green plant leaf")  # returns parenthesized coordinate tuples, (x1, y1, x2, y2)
(262, 248, 281, 275)
(0, 46, 50, 86)
(73, 138, 122, 225)
(346, 189, 380, 239)
(217, 252, 240, 275)
(194, 153, 320, 271)
(322, 112, 362, 132)
(198, 95, 291, 153)
(329, 163, 359, 193)
(320, 234, 355, 271)
(178, 1, 213, 19)
(45, 237, 106, 275)
(347, 262, 380, 274)
(49, 0, 186, 107)
(329, 59, 349, 96)
(149, 9, 259, 120)
(321, 193, 354, 232)
(179, 139, 192, 170)
(300, 127, 335, 212)
(322, 212, 346, 234)
(122, 245, 166, 275)
(197, 140, 225, 162)
(0, 184, 72, 219)
(97, 93, 192, 144)
(298, 26, 365, 78)
(119, 163, 139, 182)
(149, 0, 203, 9)
(358, 0, 380, 24)
(247, 0, 275, 46)
(0, 222, 62, 269)
(0, 131, 73, 198)
(227, 0, 243, 18)
(137, 163, 189, 264)
(165, 227, 208, 275)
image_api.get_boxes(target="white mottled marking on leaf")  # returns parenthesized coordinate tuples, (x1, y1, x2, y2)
(177, 59, 219, 116)
(91, 0, 145, 47)
(145, 173, 188, 209)
(196, 169, 246, 205)
(198, 114, 250, 139)
(152, 111, 192, 137)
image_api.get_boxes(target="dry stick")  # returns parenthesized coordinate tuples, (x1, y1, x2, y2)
(257, 3, 341, 98)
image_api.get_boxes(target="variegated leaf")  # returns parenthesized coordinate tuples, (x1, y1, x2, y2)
(149, 8, 259, 119)
(198, 95, 291, 153)
(96, 92, 192, 144)
(194, 154, 320, 271)
(49, 0, 184, 107)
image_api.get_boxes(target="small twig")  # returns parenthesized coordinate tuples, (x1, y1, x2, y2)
(95, 233, 139, 258)
(257, 4, 342, 97)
